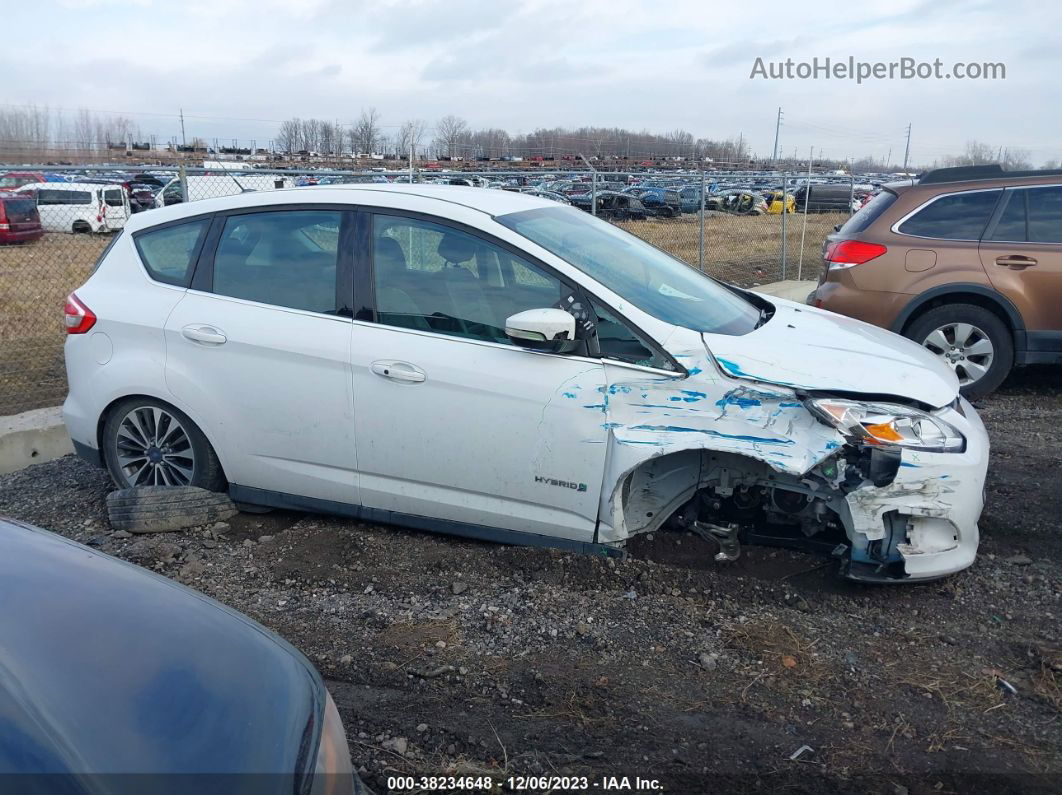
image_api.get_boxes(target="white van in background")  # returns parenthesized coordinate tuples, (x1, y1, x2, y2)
(17, 182, 130, 234)
(155, 174, 296, 206)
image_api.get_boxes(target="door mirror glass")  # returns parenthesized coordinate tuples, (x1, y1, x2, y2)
(505, 308, 578, 353)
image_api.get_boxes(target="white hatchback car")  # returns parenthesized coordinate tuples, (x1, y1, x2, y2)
(63, 185, 989, 582)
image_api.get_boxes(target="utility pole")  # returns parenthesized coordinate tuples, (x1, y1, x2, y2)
(772, 107, 783, 162)
(902, 123, 912, 173)
(885, 147, 892, 170)
(179, 108, 186, 146)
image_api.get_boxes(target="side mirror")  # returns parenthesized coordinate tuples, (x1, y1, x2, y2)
(505, 308, 579, 353)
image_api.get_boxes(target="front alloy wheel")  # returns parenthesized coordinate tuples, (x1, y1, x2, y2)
(114, 406, 196, 486)
(921, 322, 995, 387)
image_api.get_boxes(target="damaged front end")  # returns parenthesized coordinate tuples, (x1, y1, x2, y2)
(596, 344, 989, 582)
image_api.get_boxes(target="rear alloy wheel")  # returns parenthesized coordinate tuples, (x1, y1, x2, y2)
(103, 398, 226, 491)
(906, 303, 1013, 400)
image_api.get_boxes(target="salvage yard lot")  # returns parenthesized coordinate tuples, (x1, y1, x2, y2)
(0, 212, 840, 416)
(0, 370, 1059, 793)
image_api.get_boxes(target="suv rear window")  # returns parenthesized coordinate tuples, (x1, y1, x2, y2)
(0, 198, 38, 223)
(837, 190, 897, 235)
(135, 219, 210, 286)
(897, 189, 1002, 239)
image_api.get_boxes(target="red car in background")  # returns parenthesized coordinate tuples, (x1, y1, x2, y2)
(0, 171, 46, 191)
(0, 192, 45, 244)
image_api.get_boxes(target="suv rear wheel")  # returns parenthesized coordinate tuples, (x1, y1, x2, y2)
(102, 398, 226, 491)
(905, 303, 1013, 400)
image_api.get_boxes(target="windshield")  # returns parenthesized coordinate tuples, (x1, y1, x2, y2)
(495, 206, 762, 335)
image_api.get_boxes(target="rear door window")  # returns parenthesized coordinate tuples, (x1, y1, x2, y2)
(987, 191, 1027, 241)
(211, 210, 341, 313)
(897, 190, 1002, 239)
(1027, 186, 1062, 243)
(104, 189, 124, 207)
(135, 219, 210, 287)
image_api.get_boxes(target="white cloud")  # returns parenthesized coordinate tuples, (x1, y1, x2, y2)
(3, 0, 1059, 164)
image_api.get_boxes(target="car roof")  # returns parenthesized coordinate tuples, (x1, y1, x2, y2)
(124, 183, 559, 232)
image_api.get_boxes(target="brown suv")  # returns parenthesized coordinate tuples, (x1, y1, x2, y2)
(808, 164, 1062, 398)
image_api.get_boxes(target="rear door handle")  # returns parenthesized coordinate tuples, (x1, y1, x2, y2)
(371, 360, 426, 383)
(181, 325, 228, 345)
(995, 255, 1037, 269)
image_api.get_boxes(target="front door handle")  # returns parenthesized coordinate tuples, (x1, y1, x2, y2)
(371, 360, 426, 383)
(995, 255, 1038, 269)
(181, 325, 228, 345)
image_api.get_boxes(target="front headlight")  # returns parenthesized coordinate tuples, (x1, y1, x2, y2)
(310, 691, 358, 795)
(805, 398, 964, 452)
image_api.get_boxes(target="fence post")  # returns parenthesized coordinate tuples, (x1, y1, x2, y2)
(178, 163, 189, 203)
(848, 175, 855, 216)
(797, 151, 813, 280)
(698, 168, 705, 271)
(780, 172, 788, 281)
(591, 170, 598, 217)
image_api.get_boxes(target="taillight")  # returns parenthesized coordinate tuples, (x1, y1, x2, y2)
(0, 201, 7, 228)
(824, 240, 887, 269)
(64, 292, 96, 334)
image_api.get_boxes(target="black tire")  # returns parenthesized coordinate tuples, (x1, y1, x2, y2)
(107, 486, 237, 533)
(102, 397, 226, 492)
(904, 303, 1013, 400)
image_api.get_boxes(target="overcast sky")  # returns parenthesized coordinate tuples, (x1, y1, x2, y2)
(4, 0, 1057, 165)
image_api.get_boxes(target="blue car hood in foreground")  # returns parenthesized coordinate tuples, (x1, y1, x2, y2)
(0, 518, 321, 795)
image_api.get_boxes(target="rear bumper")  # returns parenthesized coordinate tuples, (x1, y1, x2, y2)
(0, 228, 43, 244)
(807, 278, 911, 331)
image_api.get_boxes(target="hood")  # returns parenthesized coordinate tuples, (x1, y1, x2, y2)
(0, 519, 320, 791)
(702, 299, 959, 408)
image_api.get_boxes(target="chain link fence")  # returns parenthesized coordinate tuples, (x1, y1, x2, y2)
(0, 164, 857, 415)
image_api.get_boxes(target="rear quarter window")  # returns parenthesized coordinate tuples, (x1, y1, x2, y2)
(134, 219, 210, 287)
(897, 189, 1002, 240)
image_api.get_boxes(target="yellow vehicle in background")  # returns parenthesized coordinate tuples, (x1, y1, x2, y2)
(766, 189, 796, 214)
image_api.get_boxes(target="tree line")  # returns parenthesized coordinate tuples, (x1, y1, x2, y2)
(0, 106, 1051, 171)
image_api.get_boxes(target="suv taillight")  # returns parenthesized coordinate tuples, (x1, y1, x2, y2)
(824, 240, 887, 269)
(64, 292, 96, 334)
(0, 200, 7, 230)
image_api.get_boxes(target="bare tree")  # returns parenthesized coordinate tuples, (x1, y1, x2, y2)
(351, 107, 382, 155)
(434, 115, 469, 158)
(277, 118, 301, 153)
(72, 108, 95, 151)
(397, 119, 427, 159)
(319, 121, 339, 156)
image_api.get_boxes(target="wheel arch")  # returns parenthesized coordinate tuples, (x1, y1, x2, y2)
(891, 283, 1025, 345)
(96, 393, 229, 483)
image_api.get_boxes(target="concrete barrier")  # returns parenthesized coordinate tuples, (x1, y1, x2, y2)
(0, 407, 74, 475)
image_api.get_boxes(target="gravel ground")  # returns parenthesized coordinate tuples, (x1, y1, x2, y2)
(1, 368, 1060, 794)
